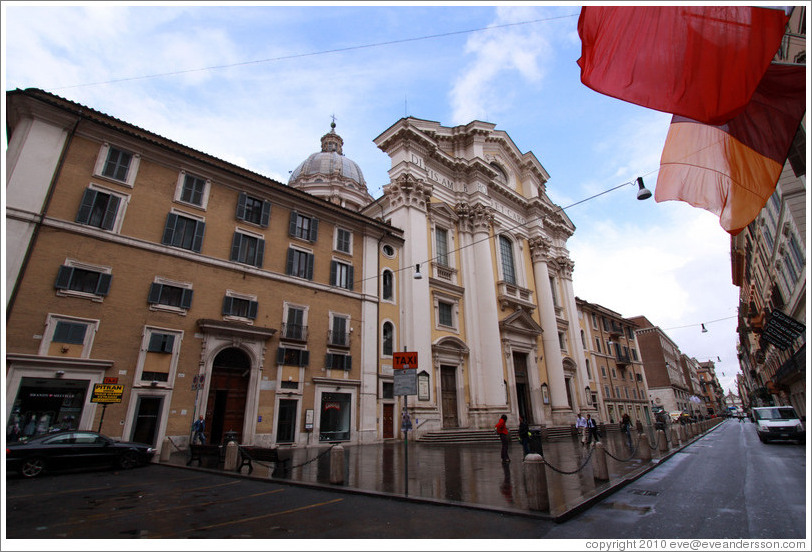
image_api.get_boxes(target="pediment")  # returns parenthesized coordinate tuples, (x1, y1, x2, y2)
(429, 201, 459, 222)
(499, 309, 543, 336)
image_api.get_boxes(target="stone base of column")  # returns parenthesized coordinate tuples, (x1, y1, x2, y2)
(550, 408, 576, 427)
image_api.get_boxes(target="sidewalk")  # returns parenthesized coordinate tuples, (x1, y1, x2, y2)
(164, 422, 722, 521)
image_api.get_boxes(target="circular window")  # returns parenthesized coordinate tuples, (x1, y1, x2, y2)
(382, 244, 395, 258)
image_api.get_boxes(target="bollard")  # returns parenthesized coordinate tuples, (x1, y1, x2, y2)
(159, 437, 172, 463)
(523, 453, 549, 511)
(679, 424, 687, 443)
(671, 426, 681, 447)
(330, 444, 345, 485)
(224, 441, 238, 471)
(592, 442, 609, 481)
(637, 433, 652, 461)
(690, 422, 697, 437)
(658, 429, 669, 453)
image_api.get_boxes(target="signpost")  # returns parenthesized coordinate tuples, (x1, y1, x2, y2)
(393, 350, 417, 496)
(90, 383, 124, 433)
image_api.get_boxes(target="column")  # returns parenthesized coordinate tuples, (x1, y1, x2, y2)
(558, 255, 591, 411)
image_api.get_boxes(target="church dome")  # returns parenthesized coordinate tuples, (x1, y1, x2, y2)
(289, 122, 366, 189)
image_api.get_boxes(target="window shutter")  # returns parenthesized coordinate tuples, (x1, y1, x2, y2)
(300, 350, 310, 367)
(55, 266, 73, 290)
(286, 248, 295, 275)
(260, 201, 271, 227)
(344, 355, 352, 371)
(276, 347, 286, 364)
(147, 283, 162, 304)
(248, 300, 258, 319)
(96, 273, 112, 296)
(325, 353, 333, 369)
(289, 211, 298, 237)
(222, 296, 233, 316)
(192, 221, 205, 253)
(255, 239, 265, 268)
(330, 260, 337, 286)
(180, 288, 194, 309)
(236, 192, 247, 220)
(162, 213, 177, 245)
(76, 188, 97, 224)
(101, 194, 120, 230)
(309, 218, 319, 241)
(348, 265, 354, 290)
(230, 232, 242, 262)
(305, 253, 314, 280)
(148, 333, 163, 352)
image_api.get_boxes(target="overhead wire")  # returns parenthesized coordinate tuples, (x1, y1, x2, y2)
(47, 12, 580, 91)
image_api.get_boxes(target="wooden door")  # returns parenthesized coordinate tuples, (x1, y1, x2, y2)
(441, 366, 458, 428)
(382, 404, 394, 439)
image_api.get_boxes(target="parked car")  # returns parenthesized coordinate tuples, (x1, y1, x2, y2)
(752, 406, 805, 444)
(6, 430, 156, 478)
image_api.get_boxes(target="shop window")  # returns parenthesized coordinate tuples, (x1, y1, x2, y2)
(8, 377, 86, 439)
(319, 392, 351, 441)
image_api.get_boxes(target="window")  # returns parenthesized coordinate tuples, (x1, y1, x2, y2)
(222, 294, 258, 320)
(788, 234, 804, 272)
(382, 322, 394, 356)
(335, 228, 352, 254)
(499, 235, 516, 285)
(329, 315, 350, 347)
(148, 282, 193, 310)
(435, 228, 450, 267)
(550, 277, 559, 307)
(76, 187, 124, 231)
(289, 211, 319, 242)
(382, 270, 394, 301)
(53, 321, 87, 344)
(591, 313, 598, 328)
(286, 248, 315, 280)
(595, 338, 602, 353)
(231, 231, 265, 267)
(382, 244, 395, 258)
(438, 301, 453, 327)
(330, 260, 354, 290)
(283, 306, 307, 341)
(382, 382, 394, 399)
(55, 264, 112, 297)
(615, 386, 620, 398)
(624, 387, 630, 399)
(601, 365, 607, 378)
(604, 385, 610, 397)
(558, 332, 567, 350)
(100, 146, 133, 182)
(326, 353, 352, 371)
(147, 333, 175, 353)
(236, 192, 271, 227)
(178, 173, 208, 207)
(277, 347, 309, 367)
(162, 212, 205, 253)
(611, 368, 617, 378)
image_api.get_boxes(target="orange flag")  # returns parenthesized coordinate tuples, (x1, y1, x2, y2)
(577, 6, 788, 125)
(654, 64, 806, 236)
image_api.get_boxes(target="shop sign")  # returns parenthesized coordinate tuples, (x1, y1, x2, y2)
(90, 383, 124, 404)
(763, 310, 805, 350)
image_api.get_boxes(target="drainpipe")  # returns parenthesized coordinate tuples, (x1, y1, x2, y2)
(7, 111, 83, 320)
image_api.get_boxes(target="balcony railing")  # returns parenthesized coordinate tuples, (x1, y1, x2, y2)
(497, 281, 535, 311)
(615, 353, 631, 367)
(328, 330, 350, 348)
(281, 323, 308, 342)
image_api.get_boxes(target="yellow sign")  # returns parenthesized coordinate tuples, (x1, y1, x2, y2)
(91, 383, 124, 404)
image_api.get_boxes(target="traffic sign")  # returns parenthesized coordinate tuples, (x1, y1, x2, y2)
(393, 351, 418, 370)
(394, 369, 417, 396)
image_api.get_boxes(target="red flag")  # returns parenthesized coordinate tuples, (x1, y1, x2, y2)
(654, 64, 806, 236)
(577, 6, 788, 125)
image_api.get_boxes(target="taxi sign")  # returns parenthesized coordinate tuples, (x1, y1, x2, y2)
(393, 351, 418, 370)
(91, 383, 124, 404)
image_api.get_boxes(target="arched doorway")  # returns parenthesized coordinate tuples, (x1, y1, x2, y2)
(206, 348, 250, 445)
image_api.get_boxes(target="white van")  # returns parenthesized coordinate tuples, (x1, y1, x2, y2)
(752, 406, 805, 444)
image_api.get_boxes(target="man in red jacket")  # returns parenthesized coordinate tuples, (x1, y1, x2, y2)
(495, 415, 510, 462)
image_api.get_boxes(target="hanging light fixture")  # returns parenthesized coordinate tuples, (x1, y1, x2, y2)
(635, 177, 652, 200)
(413, 264, 423, 280)
(701, 323, 708, 333)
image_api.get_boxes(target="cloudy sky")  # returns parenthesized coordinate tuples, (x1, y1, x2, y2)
(3, 2, 743, 393)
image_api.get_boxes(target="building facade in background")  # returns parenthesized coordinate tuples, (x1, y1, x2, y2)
(576, 298, 652, 425)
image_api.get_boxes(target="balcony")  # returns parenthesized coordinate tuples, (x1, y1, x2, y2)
(328, 330, 350, 348)
(281, 323, 308, 342)
(615, 353, 631, 367)
(497, 281, 535, 312)
(608, 322, 623, 337)
(431, 261, 457, 283)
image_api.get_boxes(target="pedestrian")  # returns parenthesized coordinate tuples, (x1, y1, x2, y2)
(620, 413, 633, 448)
(495, 414, 510, 462)
(518, 416, 531, 457)
(585, 413, 600, 445)
(576, 412, 588, 445)
(192, 415, 206, 444)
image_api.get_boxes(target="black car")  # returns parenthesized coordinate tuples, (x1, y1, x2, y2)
(6, 430, 156, 478)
